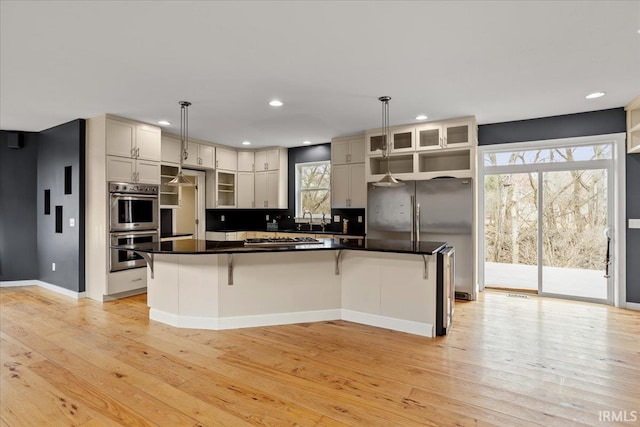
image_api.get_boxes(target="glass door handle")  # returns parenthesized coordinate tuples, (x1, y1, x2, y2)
(604, 235, 611, 278)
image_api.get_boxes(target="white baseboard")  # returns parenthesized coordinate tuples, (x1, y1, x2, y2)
(216, 309, 341, 330)
(150, 306, 434, 337)
(625, 302, 640, 311)
(341, 309, 434, 337)
(150, 308, 341, 331)
(0, 280, 86, 299)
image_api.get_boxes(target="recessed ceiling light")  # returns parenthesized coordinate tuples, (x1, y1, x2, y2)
(416, 115, 428, 120)
(302, 140, 311, 145)
(269, 99, 283, 107)
(158, 120, 171, 126)
(242, 141, 251, 146)
(586, 92, 605, 99)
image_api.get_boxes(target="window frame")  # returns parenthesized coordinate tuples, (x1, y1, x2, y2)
(295, 160, 331, 219)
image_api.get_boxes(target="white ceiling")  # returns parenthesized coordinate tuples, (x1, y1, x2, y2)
(1, 1, 639, 148)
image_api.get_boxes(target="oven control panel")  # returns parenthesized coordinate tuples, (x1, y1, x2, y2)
(109, 182, 158, 194)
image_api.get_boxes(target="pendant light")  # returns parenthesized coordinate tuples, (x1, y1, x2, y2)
(167, 101, 194, 186)
(372, 96, 404, 187)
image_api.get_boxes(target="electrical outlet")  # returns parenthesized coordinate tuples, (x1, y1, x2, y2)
(52, 263, 56, 271)
(333, 215, 340, 222)
(266, 215, 270, 221)
(357, 216, 363, 223)
(221, 215, 225, 222)
(69, 218, 75, 227)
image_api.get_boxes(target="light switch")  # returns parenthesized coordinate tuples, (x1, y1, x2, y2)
(357, 216, 363, 223)
(333, 215, 340, 223)
(69, 218, 75, 227)
(266, 214, 270, 221)
(629, 219, 640, 229)
(221, 215, 225, 222)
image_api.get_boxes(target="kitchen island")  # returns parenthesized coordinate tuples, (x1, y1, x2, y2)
(116, 238, 447, 337)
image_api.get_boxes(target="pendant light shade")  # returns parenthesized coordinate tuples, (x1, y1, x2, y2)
(374, 171, 404, 187)
(167, 170, 193, 186)
(372, 96, 405, 188)
(167, 101, 194, 186)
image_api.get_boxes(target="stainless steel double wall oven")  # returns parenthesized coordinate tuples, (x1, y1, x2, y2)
(109, 182, 159, 272)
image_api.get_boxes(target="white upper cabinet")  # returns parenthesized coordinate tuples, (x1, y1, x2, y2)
(415, 123, 443, 151)
(183, 142, 198, 167)
(161, 135, 181, 164)
(254, 170, 284, 208)
(135, 124, 161, 161)
(215, 170, 236, 208)
(182, 141, 215, 169)
(198, 144, 215, 168)
(391, 128, 415, 153)
(416, 118, 475, 151)
(331, 136, 365, 165)
(365, 116, 477, 182)
(238, 151, 255, 172)
(254, 148, 281, 171)
(331, 163, 365, 208)
(106, 119, 135, 158)
(366, 127, 414, 155)
(216, 146, 237, 170)
(626, 95, 640, 153)
(106, 156, 159, 184)
(106, 118, 161, 162)
(237, 172, 255, 208)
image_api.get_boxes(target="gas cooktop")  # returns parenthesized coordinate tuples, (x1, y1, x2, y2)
(244, 237, 322, 246)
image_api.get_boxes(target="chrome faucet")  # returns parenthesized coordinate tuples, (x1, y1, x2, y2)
(303, 209, 313, 230)
(320, 213, 327, 232)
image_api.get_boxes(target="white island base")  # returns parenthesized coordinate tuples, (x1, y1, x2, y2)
(147, 250, 438, 337)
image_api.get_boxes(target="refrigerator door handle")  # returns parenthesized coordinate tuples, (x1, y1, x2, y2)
(416, 203, 421, 242)
(410, 195, 415, 242)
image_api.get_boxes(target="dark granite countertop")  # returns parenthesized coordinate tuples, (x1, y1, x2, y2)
(113, 238, 445, 256)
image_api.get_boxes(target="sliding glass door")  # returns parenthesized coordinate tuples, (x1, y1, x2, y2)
(481, 142, 613, 304)
(484, 172, 538, 291)
(541, 169, 609, 300)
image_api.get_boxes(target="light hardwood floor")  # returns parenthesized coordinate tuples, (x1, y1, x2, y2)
(1, 286, 639, 426)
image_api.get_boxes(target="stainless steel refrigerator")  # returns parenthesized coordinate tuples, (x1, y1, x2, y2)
(367, 177, 475, 300)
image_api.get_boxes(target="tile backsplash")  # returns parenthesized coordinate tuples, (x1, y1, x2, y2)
(206, 208, 365, 235)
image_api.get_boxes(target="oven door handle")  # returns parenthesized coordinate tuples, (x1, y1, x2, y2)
(110, 193, 158, 199)
(111, 231, 159, 238)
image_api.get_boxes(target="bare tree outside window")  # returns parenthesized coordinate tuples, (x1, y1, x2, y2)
(484, 146, 610, 291)
(296, 161, 331, 217)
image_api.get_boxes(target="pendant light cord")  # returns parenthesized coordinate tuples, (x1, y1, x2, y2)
(179, 101, 192, 170)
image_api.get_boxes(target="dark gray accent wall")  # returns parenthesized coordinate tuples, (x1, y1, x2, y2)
(287, 143, 332, 213)
(477, 108, 639, 303)
(626, 153, 640, 302)
(37, 120, 85, 292)
(478, 108, 626, 145)
(0, 131, 39, 281)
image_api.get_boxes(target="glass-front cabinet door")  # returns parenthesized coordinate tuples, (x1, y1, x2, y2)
(367, 132, 387, 155)
(391, 128, 414, 153)
(443, 121, 473, 148)
(416, 123, 443, 151)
